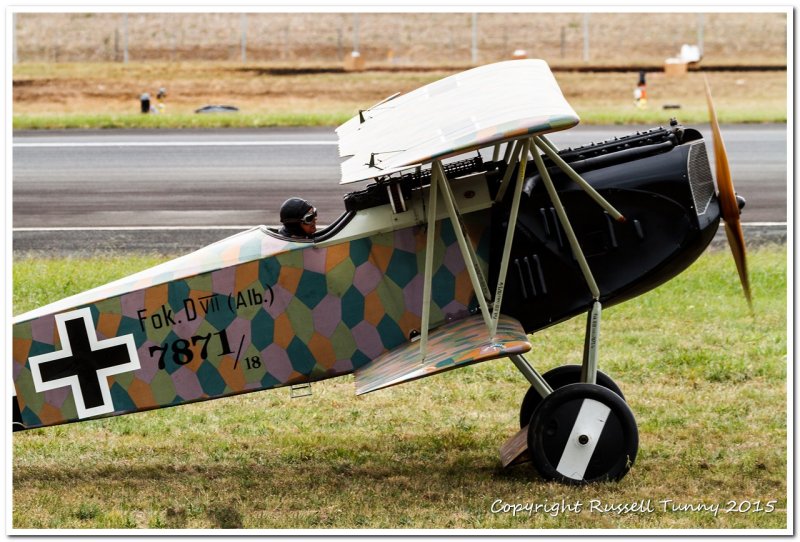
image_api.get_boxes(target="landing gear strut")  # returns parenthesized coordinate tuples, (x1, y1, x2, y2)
(499, 136, 640, 483)
(501, 303, 639, 484)
(518, 365, 624, 429)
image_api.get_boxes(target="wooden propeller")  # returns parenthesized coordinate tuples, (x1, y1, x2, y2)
(704, 76, 753, 311)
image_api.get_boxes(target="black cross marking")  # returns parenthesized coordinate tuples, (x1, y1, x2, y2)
(38, 318, 131, 409)
(29, 308, 140, 419)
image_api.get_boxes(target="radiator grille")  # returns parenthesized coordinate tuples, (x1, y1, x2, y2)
(687, 141, 715, 216)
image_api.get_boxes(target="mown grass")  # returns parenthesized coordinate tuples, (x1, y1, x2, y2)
(13, 106, 788, 131)
(12, 247, 788, 530)
(571, 106, 788, 126)
(12, 112, 353, 131)
(12, 61, 787, 129)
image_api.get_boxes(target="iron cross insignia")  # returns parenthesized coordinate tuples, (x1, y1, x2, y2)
(28, 308, 141, 420)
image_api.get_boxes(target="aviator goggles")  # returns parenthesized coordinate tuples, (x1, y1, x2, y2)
(301, 208, 318, 225)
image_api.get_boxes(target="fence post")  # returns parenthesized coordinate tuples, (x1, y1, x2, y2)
(697, 13, 705, 56)
(471, 13, 478, 64)
(241, 13, 247, 63)
(353, 13, 360, 53)
(123, 13, 129, 63)
(582, 13, 590, 62)
(13, 13, 18, 64)
(171, 26, 177, 62)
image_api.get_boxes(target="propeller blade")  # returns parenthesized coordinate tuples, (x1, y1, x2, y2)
(724, 221, 753, 310)
(704, 77, 738, 222)
(704, 76, 753, 310)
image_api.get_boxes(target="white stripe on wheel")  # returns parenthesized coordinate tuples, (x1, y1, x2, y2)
(556, 398, 611, 480)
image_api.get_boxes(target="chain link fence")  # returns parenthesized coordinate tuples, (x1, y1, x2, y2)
(14, 12, 787, 67)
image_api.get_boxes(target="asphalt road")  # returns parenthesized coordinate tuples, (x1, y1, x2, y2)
(12, 125, 787, 254)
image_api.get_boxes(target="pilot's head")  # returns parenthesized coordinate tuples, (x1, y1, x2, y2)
(279, 197, 317, 238)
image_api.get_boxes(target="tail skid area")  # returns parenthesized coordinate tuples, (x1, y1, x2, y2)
(500, 425, 531, 467)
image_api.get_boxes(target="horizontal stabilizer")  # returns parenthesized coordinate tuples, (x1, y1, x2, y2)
(354, 314, 531, 395)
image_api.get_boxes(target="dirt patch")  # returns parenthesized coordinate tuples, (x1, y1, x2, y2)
(12, 62, 787, 120)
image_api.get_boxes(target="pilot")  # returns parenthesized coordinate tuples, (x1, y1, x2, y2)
(278, 197, 318, 239)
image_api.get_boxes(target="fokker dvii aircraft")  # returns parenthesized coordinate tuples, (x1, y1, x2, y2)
(12, 60, 750, 484)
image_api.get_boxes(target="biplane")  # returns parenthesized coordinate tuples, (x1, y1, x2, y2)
(12, 59, 750, 484)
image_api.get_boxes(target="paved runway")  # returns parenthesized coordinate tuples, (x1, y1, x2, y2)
(12, 125, 788, 254)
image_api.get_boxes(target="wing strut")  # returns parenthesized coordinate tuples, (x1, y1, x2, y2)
(494, 140, 525, 203)
(418, 135, 624, 373)
(490, 138, 531, 337)
(531, 137, 606, 383)
(492, 143, 502, 162)
(494, 137, 624, 386)
(500, 138, 623, 467)
(535, 135, 626, 222)
(434, 161, 493, 306)
(419, 159, 494, 359)
(531, 140, 601, 299)
(418, 164, 440, 359)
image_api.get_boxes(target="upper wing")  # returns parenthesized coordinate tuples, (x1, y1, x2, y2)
(336, 59, 579, 185)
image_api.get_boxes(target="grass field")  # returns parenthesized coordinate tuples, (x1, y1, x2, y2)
(11, 246, 788, 530)
(12, 62, 787, 129)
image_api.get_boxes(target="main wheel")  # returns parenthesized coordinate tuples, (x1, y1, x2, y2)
(527, 383, 638, 484)
(519, 365, 624, 428)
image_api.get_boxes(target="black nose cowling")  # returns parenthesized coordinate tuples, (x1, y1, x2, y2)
(736, 194, 746, 212)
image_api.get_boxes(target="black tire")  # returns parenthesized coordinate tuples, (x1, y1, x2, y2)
(519, 365, 624, 428)
(527, 383, 638, 484)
